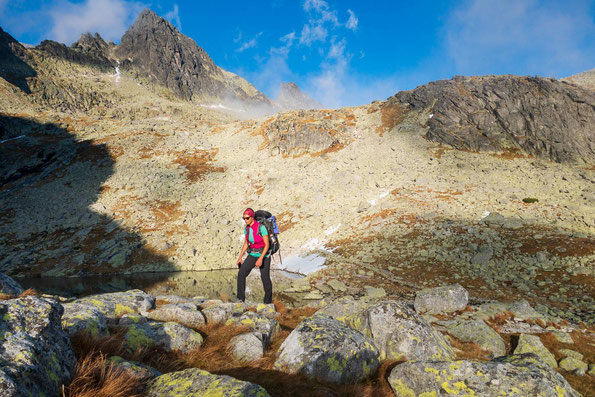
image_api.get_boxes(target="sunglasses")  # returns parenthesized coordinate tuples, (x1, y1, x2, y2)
(243, 216, 251, 220)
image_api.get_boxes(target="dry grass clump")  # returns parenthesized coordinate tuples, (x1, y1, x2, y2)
(0, 288, 38, 301)
(64, 353, 143, 397)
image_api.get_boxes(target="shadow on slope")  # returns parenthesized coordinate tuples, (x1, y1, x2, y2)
(0, 114, 176, 295)
(0, 27, 36, 94)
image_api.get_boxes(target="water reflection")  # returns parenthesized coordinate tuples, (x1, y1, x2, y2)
(16, 269, 302, 299)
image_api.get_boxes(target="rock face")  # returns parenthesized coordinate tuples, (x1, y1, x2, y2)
(0, 296, 76, 396)
(74, 289, 155, 321)
(0, 27, 36, 92)
(146, 302, 206, 328)
(394, 75, 595, 164)
(563, 68, 595, 91)
(0, 273, 23, 295)
(62, 302, 109, 338)
(446, 319, 506, 357)
(388, 354, 580, 396)
(146, 368, 270, 397)
(115, 9, 271, 107)
(124, 321, 203, 354)
(274, 314, 380, 384)
(275, 82, 323, 110)
(414, 284, 469, 314)
(36, 39, 113, 70)
(514, 334, 557, 368)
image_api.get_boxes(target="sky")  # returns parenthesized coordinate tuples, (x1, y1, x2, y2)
(1, 0, 594, 107)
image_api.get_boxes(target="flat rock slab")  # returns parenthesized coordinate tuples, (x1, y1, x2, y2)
(62, 302, 109, 338)
(146, 303, 205, 329)
(274, 314, 380, 384)
(0, 273, 23, 296)
(446, 319, 506, 357)
(414, 284, 468, 314)
(155, 295, 192, 305)
(0, 296, 76, 397)
(74, 289, 155, 321)
(514, 334, 557, 368)
(388, 354, 580, 396)
(146, 368, 270, 397)
(124, 321, 203, 354)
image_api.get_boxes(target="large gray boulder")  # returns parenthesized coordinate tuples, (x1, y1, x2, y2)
(394, 75, 595, 164)
(146, 302, 206, 329)
(0, 296, 76, 396)
(446, 319, 506, 357)
(0, 273, 23, 296)
(229, 332, 266, 362)
(62, 302, 109, 338)
(146, 368, 270, 397)
(226, 311, 279, 343)
(388, 354, 580, 396)
(108, 356, 161, 382)
(124, 321, 203, 354)
(73, 289, 155, 321)
(274, 314, 380, 384)
(514, 334, 557, 368)
(414, 284, 468, 314)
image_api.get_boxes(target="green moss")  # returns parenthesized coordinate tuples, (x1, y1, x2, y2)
(125, 325, 155, 351)
(327, 356, 344, 372)
(522, 197, 539, 203)
(390, 379, 416, 397)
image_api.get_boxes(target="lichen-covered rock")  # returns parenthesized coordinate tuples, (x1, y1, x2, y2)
(226, 311, 279, 343)
(108, 356, 161, 381)
(118, 313, 148, 326)
(146, 303, 206, 329)
(316, 296, 372, 331)
(559, 356, 588, 374)
(365, 301, 455, 361)
(0, 296, 76, 397)
(446, 319, 506, 357)
(0, 273, 23, 296)
(62, 302, 109, 338)
(73, 289, 155, 321)
(201, 302, 237, 324)
(229, 332, 266, 362)
(146, 368, 270, 397)
(514, 334, 557, 368)
(558, 349, 583, 360)
(255, 303, 278, 318)
(551, 331, 574, 344)
(124, 321, 203, 354)
(155, 295, 192, 305)
(274, 314, 380, 384)
(388, 354, 580, 396)
(470, 299, 545, 322)
(414, 284, 468, 314)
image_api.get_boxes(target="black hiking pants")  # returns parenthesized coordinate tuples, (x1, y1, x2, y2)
(237, 255, 272, 304)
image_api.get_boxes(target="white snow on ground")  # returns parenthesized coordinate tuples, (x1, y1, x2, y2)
(429, 113, 434, 118)
(282, 254, 326, 275)
(324, 224, 341, 236)
(368, 190, 391, 206)
(199, 103, 246, 113)
(481, 210, 490, 219)
(113, 61, 121, 83)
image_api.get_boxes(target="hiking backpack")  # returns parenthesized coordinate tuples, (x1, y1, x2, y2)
(254, 210, 281, 259)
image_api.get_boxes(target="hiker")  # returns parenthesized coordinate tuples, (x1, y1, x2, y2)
(236, 208, 273, 304)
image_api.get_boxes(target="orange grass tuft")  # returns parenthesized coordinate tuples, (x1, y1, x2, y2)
(64, 353, 144, 397)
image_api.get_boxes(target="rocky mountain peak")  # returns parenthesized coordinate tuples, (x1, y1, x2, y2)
(276, 82, 323, 110)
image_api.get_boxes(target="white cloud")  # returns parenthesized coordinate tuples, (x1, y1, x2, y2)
(47, 0, 144, 44)
(444, 0, 595, 77)
(299, 23, 327, 45)
(299, 0, 339, 46)
(164, 4, 181, 31)
(346, 9, 358, 30)
(237, 32, 263, 52)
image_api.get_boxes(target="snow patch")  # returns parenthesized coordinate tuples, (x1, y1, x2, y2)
(113, 61, 121, 83)
(481, 211, 490, 219)
(429, 113, 434, 119)
(324, 224, 341, 236)
(282, 254, 326, 275)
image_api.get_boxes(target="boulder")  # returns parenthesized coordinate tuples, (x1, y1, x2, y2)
(316, 296, 372, 330)
(146, 368, 270, 397)
(146, 303, 206, 329)
(255, 303, 278, 318)
(124, 321, 203, 354)
(388, 354, 580, 396)
(514, 334, 557, 368)
(559, 357, 588, 374)
(446, 319, 506, 357)
(73, 289, 155, 321)
(0, 296, 76, 397)
(226, 311, 279, 343)
(0, 273, 23, 296)
(154, 295, 192, 305)
(469, 299, 545, 322)
(366, 301, 455, 361)
(551, 331, 574, 344)
(414, 284, 469, 314)
(108, 356, 161, 381)
(274, 314, 380, 384)
(201, 303, 236, 325)
(229, 332, 266, 362)
(62, 302, 109, 338)
(118, 313, 148, 326)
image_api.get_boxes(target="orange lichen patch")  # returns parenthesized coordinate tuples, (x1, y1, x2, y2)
(151, 200, 184, 224)
(138, 147, 154, 159)
(376, 101, 408, 135)
(362, 208, 400, 222)
(210, 125, 225, 135)
(172, 148, 225, 182)
(111, 194, 142, 221)
(276, 211, 296, 233)
(429, 146, 451, 159)
(310, 140, 349, 157)
(491, 147, 531, 160)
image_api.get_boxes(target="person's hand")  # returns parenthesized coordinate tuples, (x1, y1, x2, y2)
(255, 258, 263, 268)
(236, 260, 242, 268)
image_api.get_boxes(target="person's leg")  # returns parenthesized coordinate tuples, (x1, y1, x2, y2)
(237, 256, 256, 302)
(259, 255, 273, 304)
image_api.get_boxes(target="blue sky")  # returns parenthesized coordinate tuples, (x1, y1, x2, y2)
(1, 0, 594, 107)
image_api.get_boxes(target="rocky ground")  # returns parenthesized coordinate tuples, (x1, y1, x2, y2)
(1, 273, 593, 396)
